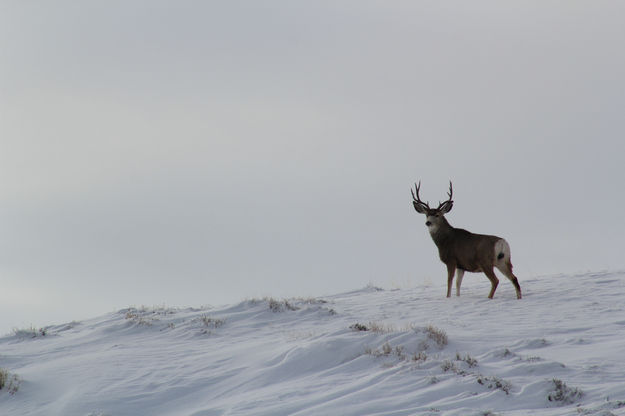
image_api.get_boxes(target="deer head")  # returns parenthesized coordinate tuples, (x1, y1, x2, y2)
(411, 181, 454, 235)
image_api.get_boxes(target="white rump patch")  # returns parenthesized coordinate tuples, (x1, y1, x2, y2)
(494, 239, 510, 263)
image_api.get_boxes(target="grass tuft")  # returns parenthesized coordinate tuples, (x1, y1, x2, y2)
(413, 351, 428, 362)
(548, 378, 583, 404)
(0, 368, 21, 395)
(477, 375, 511, 395)
(12, 326, 47, 338)
(266, 298, 299, 312)
(199, 315, 225, 328)
(350, 323, 369, 331)
(425, 325, 448, 347)
(350, 321, 396, 333)
(456, 352, 478, 367)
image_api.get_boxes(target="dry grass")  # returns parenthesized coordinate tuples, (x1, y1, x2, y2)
(349, 321, 397, 333)
(12, 326, 46, 338)
(123, 305, 179, 327)
(365, 341, 399, 358)
(425, 325, 448, 347)
(476, 375, 512, 395)
(198, 315, 225, 328)
(266, 298, 299, 312)
(548, 378, 583, 404)
(412, 351, 428, 362)
(124, 311, 156, 326)
(456, 352, 478, 367)
(0, 368, 21, 395)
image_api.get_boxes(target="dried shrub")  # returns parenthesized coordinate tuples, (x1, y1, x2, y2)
(199, 315, 225, 328)
(12, 326, 46, 338)
(0, 368, 21, 395)
(456, 352, 478, 367)
(425, 325, 448, 347)
(412, 351, 427, 362)
(368, 322, 396, 333)
(441, 360, 457, 373)
(267, 298, 299, 312)
(477, 375, 511, 395)
(350, 323, 369, 331)
(350, 322, 396, 333)
(548, 378, 583, 404)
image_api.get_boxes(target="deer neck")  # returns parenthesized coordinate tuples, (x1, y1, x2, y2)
(429, 217, 454, 247)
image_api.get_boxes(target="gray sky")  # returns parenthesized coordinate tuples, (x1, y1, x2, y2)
(1, 1, 624, 334)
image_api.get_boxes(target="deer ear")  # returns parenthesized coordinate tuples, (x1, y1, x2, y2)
(439, 200, 453, 214)
(413, 201, 427, 214)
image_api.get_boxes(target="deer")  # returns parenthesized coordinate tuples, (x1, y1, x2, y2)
(411, 181, 522, 300)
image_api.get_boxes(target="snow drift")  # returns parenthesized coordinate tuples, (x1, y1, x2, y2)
(2, 271, 625, 415)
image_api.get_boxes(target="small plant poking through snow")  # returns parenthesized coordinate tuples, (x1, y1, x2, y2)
(441, 360, 460, 373)
(368, 322, 397, 333)
(0, 368, 21, 395)
(13, 326, 47, 338)
(547, 378, 583, 404)
(425, 325, 448, 348)
(124, 311, 156, 326)
(477, 375, 511, 395)
(199, 315, 225, 328)
(350, 323, 369, 331)
(413, 351, 427, 362)
(443, 354, 511, 395)
(123, 306, 178, 327)
(267, 298, 299, 312)
(365, 342, 406, 359)
(456, 352, 478, 368)
(292, 297, 328, 305)
(350, 322, 397, 333)
(194, 315, 225, 334)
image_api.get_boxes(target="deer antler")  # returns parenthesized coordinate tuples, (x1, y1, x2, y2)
(411, 181, 430, 210)
(437, 181, 453, 210)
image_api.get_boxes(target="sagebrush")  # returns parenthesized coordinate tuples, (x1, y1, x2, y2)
(0, 368, 21, 395)
(548, 378, 582, 404)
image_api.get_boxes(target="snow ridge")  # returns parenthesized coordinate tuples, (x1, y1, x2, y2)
(2, 271, 625, 415)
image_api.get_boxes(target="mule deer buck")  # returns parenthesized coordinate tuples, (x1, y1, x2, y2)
(411, 181, 522, 299)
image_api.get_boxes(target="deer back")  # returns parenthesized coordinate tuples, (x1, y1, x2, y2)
(434, 227, 502, 273)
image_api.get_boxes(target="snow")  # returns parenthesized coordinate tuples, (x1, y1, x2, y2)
(2, 271, 625, 415)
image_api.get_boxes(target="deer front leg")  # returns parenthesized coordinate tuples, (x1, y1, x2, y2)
(446, 263, 456, 298)
(456, 269, 465, 297)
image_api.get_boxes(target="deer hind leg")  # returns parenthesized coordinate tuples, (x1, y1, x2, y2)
(483, 267, 499, 299)
(456, 269, 465, 297)
(446, 264, 456, 298)
(496, 260, 522, 299)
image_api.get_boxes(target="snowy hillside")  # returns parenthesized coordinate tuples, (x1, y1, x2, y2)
(2, 271, 625, 416)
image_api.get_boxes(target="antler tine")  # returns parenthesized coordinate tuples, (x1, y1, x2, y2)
(412, 181, 430, 208)
(436, 180, 453, 210)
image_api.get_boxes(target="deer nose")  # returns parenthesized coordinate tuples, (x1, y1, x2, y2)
(425, 221, 432, 226)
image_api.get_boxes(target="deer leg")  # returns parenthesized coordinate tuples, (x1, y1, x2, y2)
(496, 261, 522, 299)
(446, 264, 456, 298)
(456, 269, 465, 297)
(483, 268, 499, 299)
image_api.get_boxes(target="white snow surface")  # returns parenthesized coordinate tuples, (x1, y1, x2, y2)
(2, 271, 625, 416)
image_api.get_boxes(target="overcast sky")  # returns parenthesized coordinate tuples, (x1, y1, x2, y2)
(1, 1, 624, 334)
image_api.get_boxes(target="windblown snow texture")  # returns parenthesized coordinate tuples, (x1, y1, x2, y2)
(1, 271, 625, 415)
